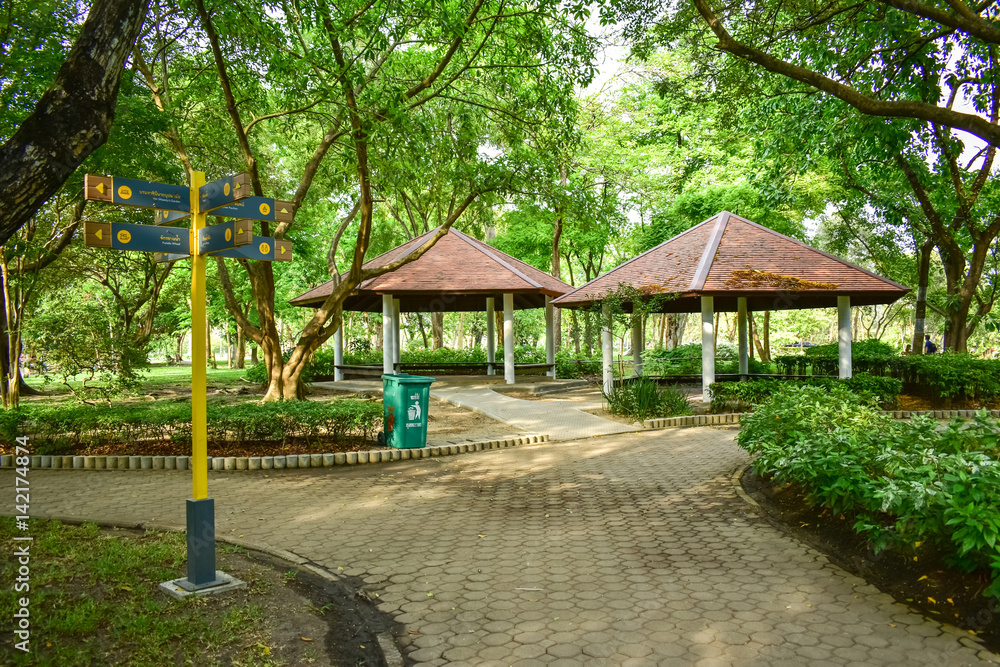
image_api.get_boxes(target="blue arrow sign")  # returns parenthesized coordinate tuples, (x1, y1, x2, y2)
(199, 173, 251, 212)
(198, 221, 238, 255)
(86, 174, 189, 212)
(208, 196, 294, 222)
(154, 209, 191, 225)
(109, 223, 189, 253)
(152, 235, 291, 262)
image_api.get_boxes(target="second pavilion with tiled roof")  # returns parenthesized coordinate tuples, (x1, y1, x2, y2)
(290, 227, 573, 383)
(552, 211, 910, 401)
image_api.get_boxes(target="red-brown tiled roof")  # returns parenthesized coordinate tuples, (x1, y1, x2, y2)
(552, 211, 909, 312)
(290, 227, 572, 312)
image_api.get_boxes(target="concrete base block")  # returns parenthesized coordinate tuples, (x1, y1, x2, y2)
(334, 453, 347, 465)
(0, 455, 10, 468)
(160, 571, 247, 600)
(73, 456, 85, 469)
(40, 455, 52, 468)
(248, 457, 261, 470)
(236, 457, 247, 471)
(139, 456, 152, 470)
(346, 452, 358, 465)
(165, 457, 176, 470)
(311, 454, 323, 468)
(357, 452, 369, 464)
(286, 455, 298, 469)
(177, 456, 189, 471)
(224, 457, 236, 471)
(212, 457, 224, 471)
(95, 456, 106, 470)
(261, 457, 273, 470)
(323, 453, 334, 467)
(273, 456, 286, 469)
(153, 456, 165, 470)
(400, 450, 411, 460)
(298, 454, 311, 468)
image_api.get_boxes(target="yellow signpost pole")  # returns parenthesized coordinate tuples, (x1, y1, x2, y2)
(190, 171, 208, 500)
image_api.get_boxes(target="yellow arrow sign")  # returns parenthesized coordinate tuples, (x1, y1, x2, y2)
(95, 229, 103, 240)
(96, 182, 105, 194)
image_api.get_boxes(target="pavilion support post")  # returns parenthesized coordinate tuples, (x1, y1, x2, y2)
(382, 295, 394, 375)
(333, 326, 344, 382)
(631, 315, 643, 377)
(392, 298, 401, 370)
(602, 303, 613, 394)
(701, 296, 715, 404)
(737, 297, 748, 378)
(503, 293, 515, 384)
(545, 296, 555, 378)
(838, 296, 852, 379)
(486, 297, 496, 376)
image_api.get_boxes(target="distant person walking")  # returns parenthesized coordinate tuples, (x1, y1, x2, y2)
(924, 335, 937, 354)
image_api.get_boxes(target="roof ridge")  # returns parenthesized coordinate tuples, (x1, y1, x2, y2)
(689, 211, 731, 291)
(553, 213, 722, 303)
(450, 228, 545, 289)
(725, 215, 910, 291)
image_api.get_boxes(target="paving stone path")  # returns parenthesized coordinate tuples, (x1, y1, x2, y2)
(319, 380, 637, 441)
(9, 428, 997, 666)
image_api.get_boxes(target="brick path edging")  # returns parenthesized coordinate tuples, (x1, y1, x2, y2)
(644, 408, 1000, 430)
(0, 434, 549, 472)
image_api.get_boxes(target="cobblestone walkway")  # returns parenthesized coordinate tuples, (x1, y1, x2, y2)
(9, 429, 996, 666)
(319, 380, 637, 441)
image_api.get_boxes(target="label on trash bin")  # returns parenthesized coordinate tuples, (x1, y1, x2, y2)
(406, 393, 423, 428)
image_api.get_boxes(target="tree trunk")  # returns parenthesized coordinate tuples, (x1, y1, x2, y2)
(431, 312, 444, 349)
(417, 313, 429, 348)
(251, 344, 258, 365)
(552, 164, 566, 352)
(226, 326, 233, 368)
(175, 331, 186, 362)
(0, 0, 150, 248)
(453, 312, 465, 349)
(236, 325, 246, 369)
(750, 312, 769, 362)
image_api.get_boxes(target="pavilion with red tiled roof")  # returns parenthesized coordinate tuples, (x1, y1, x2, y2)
(290, 227, 573, 384)
(552, 211, 910, 402)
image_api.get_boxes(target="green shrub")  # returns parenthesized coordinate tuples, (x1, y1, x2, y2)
(643, 343, 770, 376)
(709, 374, 901, 412)
(603, 378, 692, 421)
(739, 384, 1000, 599)
(1, 399, 382, 453)
(895, 353, 1000, 400)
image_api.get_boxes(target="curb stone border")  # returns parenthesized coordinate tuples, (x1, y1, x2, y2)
(24, 515, 404, 667)
(0, 434, 548, 472)
(643, 409, 1000, 430)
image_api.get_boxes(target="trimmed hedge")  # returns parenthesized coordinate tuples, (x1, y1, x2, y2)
(643, 343, 771, 376)
(0, 399, 382, 455)
(739, 384, 1000, 600)
(709, 374, 902, 413)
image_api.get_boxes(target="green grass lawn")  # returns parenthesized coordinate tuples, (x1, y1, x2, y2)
(24, 364, 252, 397)
(0, 518, 279, 666)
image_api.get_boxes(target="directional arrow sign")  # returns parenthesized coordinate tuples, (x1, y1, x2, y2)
(199, 172, 251, 212)
(85, 221, 189, 253)
(153, 235, 291, 262)
(209, 197, 294, 223)
(198, 220, 251, 255)
(154, 209, 191, 225)
(234, 219, 253, 246)
(85, 175, 190, 212)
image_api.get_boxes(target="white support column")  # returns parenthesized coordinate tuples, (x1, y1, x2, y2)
(701, 296, 715, 403)
(503, 293, 515, 384)
(486, 298, 496, 376)
(602, 303, 613, 394)
(631, 315, 643, 377)
(545, 296, 555, 378)
(737, 297, 748, 377)
(838, 295, 852, 379)
(382, 295, 394, 375)
(392, 298, 401, 370)
(333, 326, 344, 382)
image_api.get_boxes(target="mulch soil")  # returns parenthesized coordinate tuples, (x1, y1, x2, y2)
(742, 468, 1000, 652)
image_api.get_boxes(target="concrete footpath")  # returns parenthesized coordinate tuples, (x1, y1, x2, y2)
(7, 428, 996, 666)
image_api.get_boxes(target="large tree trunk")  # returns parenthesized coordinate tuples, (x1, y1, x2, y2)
(0, 0, 149, 247)
(552, 164, 566, 353)
(431, 312, 444, 349)
(235, 325, 246, 369)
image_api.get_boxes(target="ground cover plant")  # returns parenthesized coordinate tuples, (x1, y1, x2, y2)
(709, 374, 902, 412)
(0, 399, 382, 457)
(602, 377, 692, 421)
(738, 384, 1000, 604)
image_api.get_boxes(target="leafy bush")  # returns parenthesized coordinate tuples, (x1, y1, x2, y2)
(0, 399, 382, 454)
(603, 378, 692, 421)
(709, 374, 902, 412)
(895, 353, 1000, 400)
(643, 343, 770, 376)
(740, 384, 1000, 599)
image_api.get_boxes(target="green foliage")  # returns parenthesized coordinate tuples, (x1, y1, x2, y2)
(739, 385, 1000, 599)
(643, 343, 770, 376)
(709, 374, 902, 413)
(602, 378, 692, 421)
(1, 399, 382, 453)
(895, 354, 1000, 401)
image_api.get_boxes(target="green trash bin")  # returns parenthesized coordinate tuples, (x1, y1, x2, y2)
(381, 373, 435, 449)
